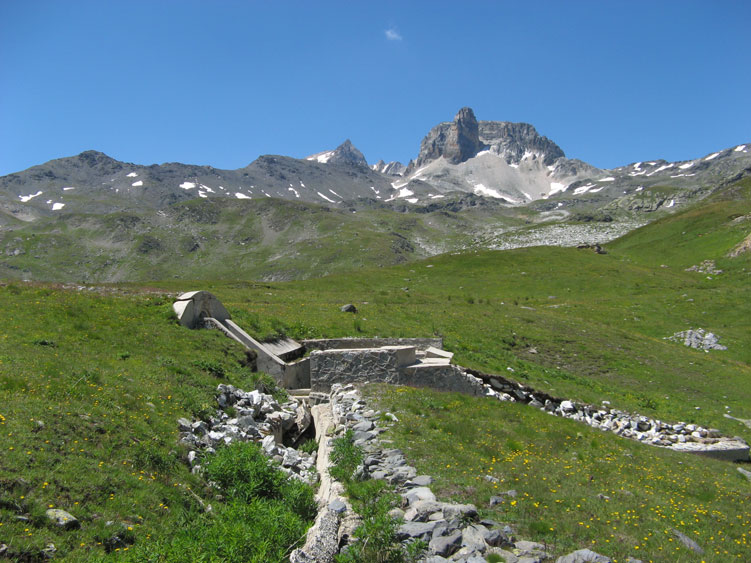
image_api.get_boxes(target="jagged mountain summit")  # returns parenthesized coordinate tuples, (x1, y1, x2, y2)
(305, 139, 368, 167)
(1, 107, 749, 222)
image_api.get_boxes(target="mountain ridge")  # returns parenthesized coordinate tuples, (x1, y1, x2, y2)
(1, 108, 749, 223)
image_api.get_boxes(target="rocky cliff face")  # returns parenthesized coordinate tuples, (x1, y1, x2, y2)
(413, 107, 484, 169)
(478, 121, 565, 166)
(410, 107, 567, 173)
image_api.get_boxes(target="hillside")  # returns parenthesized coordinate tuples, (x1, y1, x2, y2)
(1, 177, 749, 561)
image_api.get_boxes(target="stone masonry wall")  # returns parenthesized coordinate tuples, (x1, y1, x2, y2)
(310, 349, 401, 392)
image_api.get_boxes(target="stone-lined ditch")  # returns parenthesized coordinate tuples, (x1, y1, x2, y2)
(178, 383, 655, 562)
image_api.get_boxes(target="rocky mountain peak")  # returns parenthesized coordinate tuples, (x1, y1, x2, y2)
(327, 139, 368, 167)
(413, 107, 484, 169)
(445, 107, 483, 165)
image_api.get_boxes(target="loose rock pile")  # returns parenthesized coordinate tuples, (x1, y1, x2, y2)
(685, 260, 723, 275)
(473, 369, 748, 460)
(666, 328, 727, 351)
(177, 384, 317, 483)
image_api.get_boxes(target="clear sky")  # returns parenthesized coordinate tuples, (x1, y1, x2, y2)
(1, 0, 749, 176)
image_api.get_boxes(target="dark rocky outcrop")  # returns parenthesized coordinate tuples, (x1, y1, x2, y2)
(414, 107, 484, 168)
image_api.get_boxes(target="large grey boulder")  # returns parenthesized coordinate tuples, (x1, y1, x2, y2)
(46, 509, 79, 530)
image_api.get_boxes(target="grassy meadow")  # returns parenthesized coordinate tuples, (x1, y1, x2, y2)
(1, 178, 750, 561)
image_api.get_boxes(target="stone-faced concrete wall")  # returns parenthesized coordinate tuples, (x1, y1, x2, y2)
(310, 348, 404, 392)
(399, 365, 484, 396)
(309, 347, 485, 396)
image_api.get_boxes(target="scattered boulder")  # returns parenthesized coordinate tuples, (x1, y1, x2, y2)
(46, 508, 79, 530)
(666, 328, 727, 351)
(685, 260, 723, 274)
(340, 304, 357, 313)
(671, 529, 704, 554)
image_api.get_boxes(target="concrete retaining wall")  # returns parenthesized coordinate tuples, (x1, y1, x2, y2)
(400, 364, 484, 396)
(310, 347, 484, 396)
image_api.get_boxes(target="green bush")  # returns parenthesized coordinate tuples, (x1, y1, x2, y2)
(204, 442, 315, 520)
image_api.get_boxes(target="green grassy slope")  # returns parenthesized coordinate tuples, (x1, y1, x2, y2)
(0, 285, 313, 561)
(0, 198, 521, 283)
(366, 384, 750, 562)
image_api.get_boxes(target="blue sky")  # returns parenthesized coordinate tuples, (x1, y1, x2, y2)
(1, 0, 749, 176)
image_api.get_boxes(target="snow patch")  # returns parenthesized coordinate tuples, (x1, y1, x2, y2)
(473, 183, 504, 199)
(430, 194, 445, 199)
(126, 172, 138, 178)
(509, 163, 519, 169)
(62, 187, 76, 191)
(588, 186, 605, 193)
(705, 152, 720, 161)
(370, 186, 380, 195)
(198, 192, 208, 198)
(132, 180, 143, 187)
(391, 180, 408, 190)
(18, 191, 43, 202)
(735, 145, 747, 152)
(288, 187, 300, 198)
(52, 202, 65, 211)
(647, 164, 674, 176)
(598, 177, 615, 182)
(405, 198, 418, 204)
(234, 192, 251, 199)
(549, 182, 568, 195)
(300, 181, 306, 188)
(199, 184, 215, 193)
(678, 161, 695, 169)
(573, 184, 595, 195)
(180, 182, 196, 189)
(666, 199, 675, 208)
(635, 186, 644, 192)
(633, 162, 642, 169)
(328, 188, 342, 198)
(308, 151, 334, 164)
(317, 191, 335, 203)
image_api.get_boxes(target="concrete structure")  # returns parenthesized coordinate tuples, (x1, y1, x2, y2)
(173, 291, 230, 328)
(308, 346, 483, 395)
(173, 292, 461, 392)
(174, 292, 748, 462)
